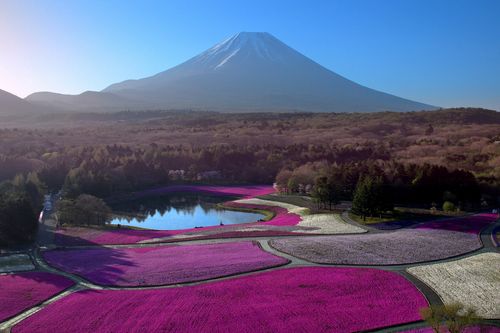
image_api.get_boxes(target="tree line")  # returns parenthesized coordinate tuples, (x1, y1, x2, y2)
(0, 173, 45, 247)
(275, 160, 486, 219)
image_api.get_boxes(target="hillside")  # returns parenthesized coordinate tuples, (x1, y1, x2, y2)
(26, 32, 436, 113)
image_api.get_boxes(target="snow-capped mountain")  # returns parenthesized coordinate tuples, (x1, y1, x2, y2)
(27, 32, 436, 113)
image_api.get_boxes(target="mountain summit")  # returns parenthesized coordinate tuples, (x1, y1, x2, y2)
(28, 32, 436, 113)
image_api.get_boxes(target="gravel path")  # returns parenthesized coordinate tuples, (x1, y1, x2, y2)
(2, 188, 498, 332)
(0, 254, 34, 273)
(407, 252, 500, 319)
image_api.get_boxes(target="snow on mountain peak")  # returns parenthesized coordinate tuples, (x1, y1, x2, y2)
(191, 32, 291, 70)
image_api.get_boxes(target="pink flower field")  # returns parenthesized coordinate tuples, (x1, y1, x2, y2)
(54, 187, 304, 246)
(415, 213, 498, 234)
(137, 184, 275, 199)
(224, 202, 301, 226)
(0, 272, 74, 322)
(43, 241, 288, 286)
(13, 267, 427, 333)
(54, 185, 292, 246)
(55, 226, 185, 246)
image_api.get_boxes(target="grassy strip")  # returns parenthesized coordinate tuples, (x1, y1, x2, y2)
(348, 209, 455, 225)
(257, 194, 315, 214)
(59, 223, 149, 231)
(216, 203, 276, 221)
(348, 212, 395, 224)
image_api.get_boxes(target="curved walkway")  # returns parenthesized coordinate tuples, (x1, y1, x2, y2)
(1, 190, 499, 332)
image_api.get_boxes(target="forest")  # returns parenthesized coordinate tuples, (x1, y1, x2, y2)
(0, 107, 499, 246)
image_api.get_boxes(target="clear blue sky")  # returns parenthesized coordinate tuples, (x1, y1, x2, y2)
(1, 0, 499, 110)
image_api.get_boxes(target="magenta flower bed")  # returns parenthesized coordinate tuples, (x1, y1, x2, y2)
(55, 185, 283, 246)
(416, 213, 498, 234)
(43, 242, 288, 286)
(55, 226, 307, 246)
(178, 229, 307, 241)
(54, 227, 184, 246)
(13, 267, 427, 333)
(225, 202, 301, 226)
(0, 272, 74, 322)
(138, 184, 275, 198)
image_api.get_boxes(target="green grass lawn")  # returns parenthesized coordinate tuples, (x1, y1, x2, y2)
(348, 212, 396, 224)
(348, 208, 463, 225)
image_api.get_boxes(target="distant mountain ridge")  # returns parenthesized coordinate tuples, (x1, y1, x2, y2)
(25, 32, 436, 113)
(0, 89, 46, 115)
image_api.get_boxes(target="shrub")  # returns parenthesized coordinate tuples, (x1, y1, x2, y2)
(57, 194, 111, 226)
(420, 304, 478, 333)
(443, 201, 456, 212)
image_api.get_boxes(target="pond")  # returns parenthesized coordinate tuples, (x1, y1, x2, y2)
(109, 193, 265, 230)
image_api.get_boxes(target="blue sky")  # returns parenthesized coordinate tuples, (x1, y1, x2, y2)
(1, 0, 499, 109)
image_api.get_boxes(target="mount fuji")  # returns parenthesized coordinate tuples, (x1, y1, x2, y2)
(26, 32, 436, 113)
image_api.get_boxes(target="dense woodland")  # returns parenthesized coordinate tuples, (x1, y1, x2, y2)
(0, 108, 499, 246)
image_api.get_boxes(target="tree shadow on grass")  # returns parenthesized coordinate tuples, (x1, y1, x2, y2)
(372, 213, 497, 234)
(42, 243, 138, 287)
(414, 214, 497, 234)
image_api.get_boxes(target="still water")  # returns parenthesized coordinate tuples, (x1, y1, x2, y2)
(109, 193, 264, 230)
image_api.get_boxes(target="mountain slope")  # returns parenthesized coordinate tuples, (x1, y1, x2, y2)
(102, 32, 435, 112)
(0, 89, 45, 115)
(26, 90, 156, 112)
(26, 32, 436, 113)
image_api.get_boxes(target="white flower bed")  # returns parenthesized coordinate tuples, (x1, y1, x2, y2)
(298, 214, 366, 234)
(236, 198, 365, 234)
(407, 252, 500, 319)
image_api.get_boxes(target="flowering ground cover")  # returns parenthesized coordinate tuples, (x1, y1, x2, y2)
(54, 226, 185, 246)
(231, 198, 365, 234)
(270, 229, 482, 265)
(137, 185, 275, 199)
(407, 252, 500, 319)
(298, 213, 366, 234)
(56, 186, 368, 246)
(13, 267, 427, 333)
(55, 196, 306, 246)
(224, 202, 301, 226)
(415, 213, 498, 234)
(0, 272, 74, 322)
(55, 186, 283, 246)
(43, 242, 288, 286)
(54, 223, 311, 246)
